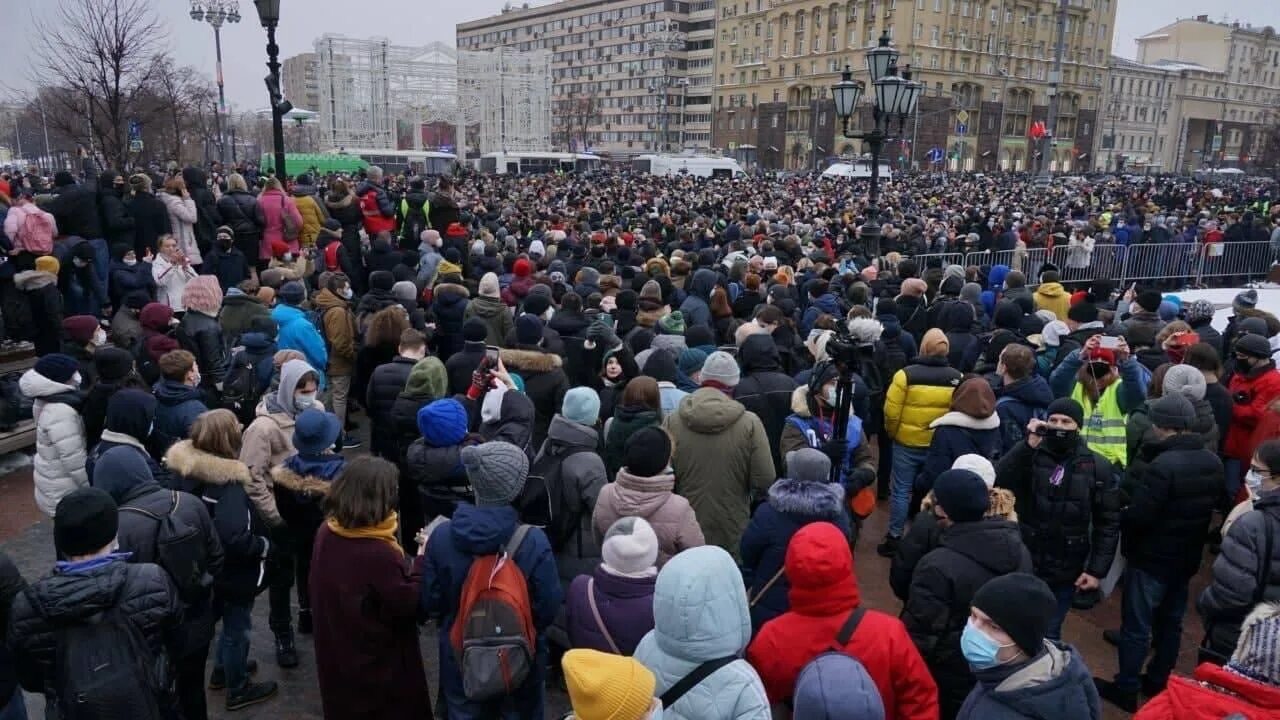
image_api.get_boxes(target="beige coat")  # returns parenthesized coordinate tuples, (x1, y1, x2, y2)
(594, 468, 705, 567)
(239, 401, 297, 527)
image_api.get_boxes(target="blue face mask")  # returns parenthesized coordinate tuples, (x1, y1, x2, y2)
(961, 619, 1016, 670)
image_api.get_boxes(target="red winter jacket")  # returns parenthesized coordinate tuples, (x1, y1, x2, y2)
(747, 522, 940, 720)
(1225, 363, 1280, 461)
(1134, 662, 1280, 720)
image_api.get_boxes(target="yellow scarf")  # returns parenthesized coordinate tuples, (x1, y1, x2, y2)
(326, 512, 404, 557)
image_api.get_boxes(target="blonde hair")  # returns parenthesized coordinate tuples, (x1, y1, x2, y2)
(163, 176, 185, 195)
(226, 173, 248, 192)
(190, 409, 243, 458)
(921, 328, 950, 357)
(264, 177, 283, 192)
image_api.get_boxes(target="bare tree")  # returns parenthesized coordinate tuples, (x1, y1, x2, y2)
(33, 0, 168, 169)
(554, 95, 601, 151)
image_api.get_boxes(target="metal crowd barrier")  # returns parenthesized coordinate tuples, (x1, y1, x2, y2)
(1195, 240, 1276, 284)
(908, 252, 966, 269)
(962, 249, 1050, 281)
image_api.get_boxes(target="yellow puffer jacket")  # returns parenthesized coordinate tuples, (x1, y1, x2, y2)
(883, 357, 963, 448)
(294, 193, 326, 248)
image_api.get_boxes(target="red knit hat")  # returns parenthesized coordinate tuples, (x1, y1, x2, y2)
(513, 257, 533, 278)
(446, 222, 469, 239)
(1083, 347, 1116, 366)
(270, 239, 290, 258)
(1070, 290, 1089, 307)
(62, 315, 100, 344)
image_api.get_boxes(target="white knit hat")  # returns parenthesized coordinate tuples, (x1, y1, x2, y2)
(601, 517, 659, 575)
(952, 454, 996, 489)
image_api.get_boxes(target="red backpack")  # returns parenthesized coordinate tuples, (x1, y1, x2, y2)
(449, 525, 537, 701)
(323, 242, 341, 272)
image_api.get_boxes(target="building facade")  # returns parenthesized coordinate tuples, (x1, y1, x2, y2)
(713, 0, 1114, 171)
(282, 52, 321, 112)
(458, 0, 715, 158)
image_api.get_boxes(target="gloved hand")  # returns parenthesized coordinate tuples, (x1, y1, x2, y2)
(586, 319, 619, 349)
(821, 437, 848, 465)
(847, 467, 876, 491)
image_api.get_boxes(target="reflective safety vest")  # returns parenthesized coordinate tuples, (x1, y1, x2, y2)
(1071, 381, 1127, 468)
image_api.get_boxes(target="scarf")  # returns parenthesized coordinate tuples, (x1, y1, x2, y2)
(326, 512, 404, 557)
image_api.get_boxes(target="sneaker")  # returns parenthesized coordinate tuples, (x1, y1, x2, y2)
(339, 433, 362, 450)
(225, 681, 279, 711)
(876, 535, 899, 558)
(1093, 678, 1138, 713)
(209, 659, 259, 690)
(298, 608, 313, 635)
(275, 633, 299, 669)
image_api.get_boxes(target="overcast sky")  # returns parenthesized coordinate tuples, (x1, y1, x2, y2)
(2, 0, 1278, 110)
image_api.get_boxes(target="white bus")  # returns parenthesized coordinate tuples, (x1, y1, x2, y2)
(631, 154, 745, 178)
(821, 159, 894, 181)
(477, 151, 603, 174)
(327, 149, 456, 176)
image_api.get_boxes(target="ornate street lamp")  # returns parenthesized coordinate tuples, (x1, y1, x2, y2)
(189, 1, 240, 164)
(253, 0, 287, 178)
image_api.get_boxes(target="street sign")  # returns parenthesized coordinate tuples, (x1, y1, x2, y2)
(955, 109, 969, 124)
(956, 123, 968, 135)
(128, 119, 141, 142)
(1211, 135, 1223, 151)
(927, 147, 944, 163)
(129, 139, 143, 152)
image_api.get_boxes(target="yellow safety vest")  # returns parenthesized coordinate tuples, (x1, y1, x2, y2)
(1071, 381, 1127, 467)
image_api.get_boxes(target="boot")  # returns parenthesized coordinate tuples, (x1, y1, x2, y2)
(275, 631, 299, 668)
(1093, 678, 1138, 713)
(297, 608, 313, 635)
(209, 659, 259, 690)
(226, 681, 279, 711)
(876, 534, 899, 558)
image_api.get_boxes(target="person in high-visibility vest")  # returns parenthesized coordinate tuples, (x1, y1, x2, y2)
(1047, 335, 1147, 469)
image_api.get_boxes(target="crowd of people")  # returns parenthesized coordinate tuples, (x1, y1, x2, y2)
(0, 159, 1278, 720)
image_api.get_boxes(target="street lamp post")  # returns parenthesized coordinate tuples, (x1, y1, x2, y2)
(253, 0, 287, 179)
(830, 31, 922, 261)
(646, 22, 686, 154)
(189, 0, 240, 165)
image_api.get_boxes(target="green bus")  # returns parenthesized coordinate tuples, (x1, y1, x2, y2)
(258, 153, 368, 176)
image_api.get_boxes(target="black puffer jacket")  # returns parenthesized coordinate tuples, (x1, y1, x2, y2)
(405, 435, 482, 521)
(390, 391, 438, 464)
(215, 190, 263, 250)
(178, 309, 229, 388)
(446, 342, 486, 396)
(0, 552, 26, 704)
(901, 519, 1033, 717)
(1122, 433, 1222, 581)
(125, 190, 171, 255)
(182, 167, 221, 256)
(1198, 490, 1280, 658)
(431, 283, 470, 361)
(366, 356, 418, 459)
(732, 334, 799, 477)
(10, 559, 182, 698)
(995, 438, 1121, 586)
(97, 172, 135, 249)
(499, 348, 570, 449)
(48, 183, 103, 240)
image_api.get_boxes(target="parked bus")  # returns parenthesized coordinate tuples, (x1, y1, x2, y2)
(476, 151, 603, 174)
(821, 158, 894, 181)
(631, 154, 745, 178)
(259, 153, 367, 176)
(325, 149, 457, 176)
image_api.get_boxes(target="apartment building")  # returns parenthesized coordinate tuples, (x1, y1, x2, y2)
(713, 0, 1114, 171)
(282, 52, 321, 112)
(457, 0, 715, 158)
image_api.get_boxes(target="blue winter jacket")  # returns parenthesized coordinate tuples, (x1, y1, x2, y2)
(152, 379, 208, 454)
(679, 269, 718, 329)
(916, 410, 1001, 492)
(739, 479, 850, 631)
(956, 642, 1100, 720)
(271, 303, 328, 385)
(633, 545, 771, 720)
(799, 293, 842, 335)
(993, 375, 1054, 456)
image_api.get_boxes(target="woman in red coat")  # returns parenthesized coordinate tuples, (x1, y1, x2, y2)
(747, 521, 940, 720)
(310, 456, 433, 720)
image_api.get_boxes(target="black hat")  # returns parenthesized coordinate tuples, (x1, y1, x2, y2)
(932, 469, 989, 523)
(369, 271, 395, 292)
(876, 298, 897, 317)
(93, 347, 135, 383)
(444, 247, 462, 264)
(1136, 289, 1162, 313)
(972, 573, 1057, 656)
(54, 487, 119, 557)
(278, 281, 306, 306)
(615, 289, 638, 312)
(522, 293, 552, 318)
(124, 290, 151, 310)
(1067, 302, 1098, 324)
(993, 301, 1023, 330)
(463, 318, 489, 343)
(684, 324, 715, 349)
(624, 426, 672, 477)
(516, 314, 545, 346)
(1148, 393, 1194, 431)
(1046, 397, 1084, 427)
(1236, 333, 1273, 360)
(940, 275, 964, 296)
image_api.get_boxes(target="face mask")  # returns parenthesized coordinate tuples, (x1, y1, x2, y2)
(1246, 469, 1267, 495)
(283, 253, 294, 263)
(961, 619, 1017, 670)
(123, 258, 137, 266)
(1043, 427, 1079, 455)
(191, 370, 202, 387)
(92, 330, 107, 347)
(294, 392, 317, 413)
(824, 386, 838, 406)
(1237, 357, 1254, 373)
(1086, 362, 1111, 379)
(73, 258, 88, 268)
(342, 287, 353, 300)
(70, 372, 82, 388)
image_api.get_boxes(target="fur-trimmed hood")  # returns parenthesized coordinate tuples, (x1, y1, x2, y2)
(790, 385, 814, 416)
(929, 410, 1000, 430)
(14, 270, 58, 291)
(920, 486, 1018, 522)
(766, 478, 845, 521)
(500, 347, 563, 373)
(163, 440, 252, 486)
(270, 465, 332, 496)
(635, 306, 665, 328)
(433, 282, 470, 300)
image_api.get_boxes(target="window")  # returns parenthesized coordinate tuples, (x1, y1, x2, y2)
(914, 22, 923, 39)
(772, 115, 779, 127)
(930, 53, 939, 68)
(933, 0, 941, 10)
(931, 25, 940, 43)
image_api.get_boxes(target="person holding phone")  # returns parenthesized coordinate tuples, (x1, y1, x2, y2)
(1048, 334, 1147, 469)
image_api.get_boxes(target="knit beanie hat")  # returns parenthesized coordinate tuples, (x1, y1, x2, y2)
(479, 272, 500, 299)
(463, 318, 489, 343)
(1227, 603, 1280, 686)
(685, 324, 715, 350)
(1046, 397, 1084, 427)
(54, 487, 119, 557)
(1067, 302, 1099, 324)
(639, 280, 663, 303)
(516, 314, 545, 346)
(933, 469, 990, 523)
(417, 398, 469, 447)
(35, 353, 80, 385)
(1235, 289, 1259, 310)
(94, 347, 136, 383)
(1148, 393, 1194, 431)
(993, 301, 1023, 330)
(392, 281, 417, 304)
(1163, 363, 1207, 401)
(785, 448, 832, 484)
(616, 289, 638, 311)
(601, 517, 659, 575)
(462, 441, 529, 506)
(1184, 299, 1216, 324)
(678, 348, 708, 376)
(278, 281, 306, 306)
(699, 351, 741, 387)
(971, 573, 1057, 656)
(62, 315, 100, 345)
(793, 653, 886, 720)
(951, 454, 996, 489)
(1136, 289, 1162, 313)
(1236, 333, 1273, 360)
(624, 426, 671, 477)
(562, 387, 601, 426)
(562, 649, 657, 720)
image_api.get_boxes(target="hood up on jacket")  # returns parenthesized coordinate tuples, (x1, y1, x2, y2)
(546, 414, 599, 450)
(611, 468, 679, 516)
(785, 521, 861, 615)
(448, 503, 523, 557)
(689, 269, 718, 301)
(938, 518, 1029, 576)
(767, 479, 845, 522)
(676, 386, 746, 434)
(999, 374, 1054, 408)
(739, 334, 782, 374)
(93, 444, 161, 503)
(265, 358, 315, 417)
(163, 440, 251, 487)
(19, 369, 79, 399)
(646, 545, 752, 662)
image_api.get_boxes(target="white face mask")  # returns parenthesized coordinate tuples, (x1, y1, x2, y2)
(1246, 469, 1267, 495)
(92, 330, 107, 347)
(70, 372, 82, 388)
(342, 287, 353, 300)
(123, 257, 137, 266)
(72, 258, 88, 268)
(294, 392, 317, 412)
(283, 253, 293, 263)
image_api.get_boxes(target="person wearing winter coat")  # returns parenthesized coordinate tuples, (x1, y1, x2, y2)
(164, 410, 278, 709)
(0, 548, 26, 719)
(1225, 334, 1280, 498)
(406, 397, 481, 528)
(882, 328, 964, 556)
(107, 242, 155, 310)
(602, 377, 663, 479)
(11, 258, 64, 354)
(901, 469, 1033, 718)
(634, 544, 770, 720)
(990, 344, 1054, 457)
(178, 275, 229, 391)
(445, 320, 489, 396)
(799, 281, 842, 335)
(125, 173, 172, 257)
(1197, 437, 1280, 662)
(97, 170, 136, 252)
(430, 280, 470, 359)
(202, 226, 251, 292)
(216, 173, 265, 271)
(465, 272, 516, 347)
(4, 189, 58, 259)
(356, 168, 396, 239)
(93, 443, 225, 720)
(257, 179, 303, 262)
(732, 334, 799, 478)
(272, 281, 328, 381)
(1048, 337, 1148, 469)
(663, 377, 776, 560)
(565, 517, 659, 656)
(367, 329, 428, 460)
(790, 653, 889, 720)
(389, 356, 450, 467)
(152, 349, 209, 454)
(676, 268, 718, 330)
(740, 449, 850, 632)
(9, 488, 183, 714)
(181, 167, 221, 257)
(324, 180, 364, 285)
(289, 175, 326, 248)
(219, 284, 271, 348)
(151, 233, 199, 312)
(954, 573, 1101, 720)
(20, 354, 88, 517)
(312, 274, 358, 441)
(1125, 365, 1220, 482)
(159, 176, 202, 266)
(916, 378, 1000, 494)
(419, 441, 563, 719)
(1031, 271, 1070, 322)
(944, 302, 981, 373)
(502, 343, 571, 449)
(85, 389, 174, 491)
(82, 347, 147, 450)
(1183, 299, 1224, 357)
(540, 390, 608, 588)
(748, 521, 939, 719)
(995, 397, 1121, 640)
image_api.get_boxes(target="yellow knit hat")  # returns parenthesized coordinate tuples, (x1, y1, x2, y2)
(34, 255, 60, 276)
(563, 649, 656, 720)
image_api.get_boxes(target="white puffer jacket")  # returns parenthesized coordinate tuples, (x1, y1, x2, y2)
(19, 369, 88, 516)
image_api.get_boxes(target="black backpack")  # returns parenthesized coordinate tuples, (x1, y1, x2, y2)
(0, 282, 35, 342)
(516, 444, 590, 552)
(52, 603, 167, 720)
(401, 198, 430, 244)
(221, 350, 263, 426)
(121, 492, 211, 603)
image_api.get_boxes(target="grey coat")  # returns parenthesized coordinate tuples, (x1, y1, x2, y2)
(1197, 489, 1280, 658)
(537, 414, 607, 590)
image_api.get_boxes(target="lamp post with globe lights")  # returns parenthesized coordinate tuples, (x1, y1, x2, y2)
(189, 0, 240, 164)
(252, 0, 289, 178)
(830, 31, 922, 260)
